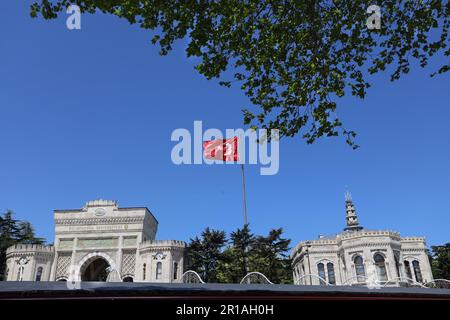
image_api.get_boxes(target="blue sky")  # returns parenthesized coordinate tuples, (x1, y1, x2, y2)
(1, 2, 449, 248)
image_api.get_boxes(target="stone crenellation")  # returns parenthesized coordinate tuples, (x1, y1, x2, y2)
(6, 244, 54, 254)
(139, 240, 186, 248)
(401, 237, 426, 242)
(84, 199, 118, 208)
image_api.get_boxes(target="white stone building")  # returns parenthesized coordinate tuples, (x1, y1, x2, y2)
(291, 193, 433, 286)
(5, 200, 186, 282)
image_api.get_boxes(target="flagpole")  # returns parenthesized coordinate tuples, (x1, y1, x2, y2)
(241, 163, 249, 276)
(241, 163, 247, 226)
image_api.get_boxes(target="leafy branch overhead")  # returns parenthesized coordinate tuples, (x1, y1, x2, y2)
(31, 0, 449, 148)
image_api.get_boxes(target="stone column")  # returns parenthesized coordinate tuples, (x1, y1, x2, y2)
(116, 236, 123, 278)
(421, 251, 433, 282)
(50, 251, 58, 281)
(149, 251, 154, 281)
(71, 238, 78, 272)
(168, 253, 173, 283)
(30, 254, 37, 281)
(336, 256, 343, 285)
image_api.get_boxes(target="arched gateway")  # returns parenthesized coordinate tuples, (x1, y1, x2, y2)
(5, 199, 186, 282)
(77, 252, 117, 282)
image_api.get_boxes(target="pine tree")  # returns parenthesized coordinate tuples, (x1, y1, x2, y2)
(218, 224, 255, 283)
(216, 246, 242, 284)
(185, 228, 227, 283)
(253, 228, 292, 283)
(0, 211, 46, 280)
(228, 224, 256, 281)
(187, 225, 294, 284)
(0, 211, 21, 280)
(17, 221, 45, 245)
(430, 243, 450, 280)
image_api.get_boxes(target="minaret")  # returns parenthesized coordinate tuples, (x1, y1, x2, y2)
(344, 191, 363, 231)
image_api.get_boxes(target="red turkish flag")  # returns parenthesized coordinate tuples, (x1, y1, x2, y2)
(203, 137, 239, 162)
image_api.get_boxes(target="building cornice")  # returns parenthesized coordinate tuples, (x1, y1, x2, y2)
(401, 248, 428, 253)
(6, 251, 54, 259)
(55, 216, 145, 226)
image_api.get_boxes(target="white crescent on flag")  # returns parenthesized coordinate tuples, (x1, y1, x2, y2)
(203, 137, 239, 162)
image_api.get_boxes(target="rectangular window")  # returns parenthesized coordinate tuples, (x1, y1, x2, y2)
(173, 262, 178, 280)
(156, 262, 162, 280)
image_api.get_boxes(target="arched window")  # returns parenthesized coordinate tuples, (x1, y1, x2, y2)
(317, 263, 326, 285)
(412, 260, 423, 283)
(374, 253, 388, 282)
(156, 262, 162, 280)
(404, 260, 413, 280)
(354, 256, 366, 282)
(142, 263, 147, 281)
(327, 263, 336, 285)
(173, 262, 178, 280)
(123, 276, 133, 282)
(35, 267, 43, 281)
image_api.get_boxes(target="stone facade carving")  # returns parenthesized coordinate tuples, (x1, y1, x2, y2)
(5, 200, 186, 283)
(121, 250, 137, 277)
(55, 253, 71, 280)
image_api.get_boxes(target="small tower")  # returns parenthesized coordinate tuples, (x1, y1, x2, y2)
(344, 191, 363, 231)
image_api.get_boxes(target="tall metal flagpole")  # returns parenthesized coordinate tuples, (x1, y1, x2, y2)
(241, 163, 247, 226)
(241, 163, 249, 277)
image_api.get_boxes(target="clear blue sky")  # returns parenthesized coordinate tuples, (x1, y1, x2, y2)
(1, 2, 449, 248)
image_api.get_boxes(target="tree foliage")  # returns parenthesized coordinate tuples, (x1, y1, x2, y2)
(216, 224, 256, 283)
(17, 221, 46, 245)
(253, 228, 292, 283)
(0, 210, 45, 280)
(185, 227, 227, 283)
(186, 225, 292, 283)
(429, 243, 450, 280)
(30, 0, 449, 148)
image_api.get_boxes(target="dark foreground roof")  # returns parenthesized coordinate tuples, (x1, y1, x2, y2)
(1, 282, 449, 300)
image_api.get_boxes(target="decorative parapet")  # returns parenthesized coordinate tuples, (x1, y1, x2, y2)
(6, 244, 54, 258)
(339, 230, 401, 241)
(139, 240, 186, 252)
(294, 239, 338, 248)
(140, 240, 186, 247)
(290, 239, 338, 260)
(400, 237, 427, 252)
(401, 237, 426, 243)
(83, 199, 118, 210)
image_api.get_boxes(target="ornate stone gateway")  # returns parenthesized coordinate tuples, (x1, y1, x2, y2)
(76, 251, 118, 281)
(5, 200, 186, 283)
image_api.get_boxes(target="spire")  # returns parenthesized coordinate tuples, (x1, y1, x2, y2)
(344, 191, 363, 231)
(345, 190, 352, 202)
